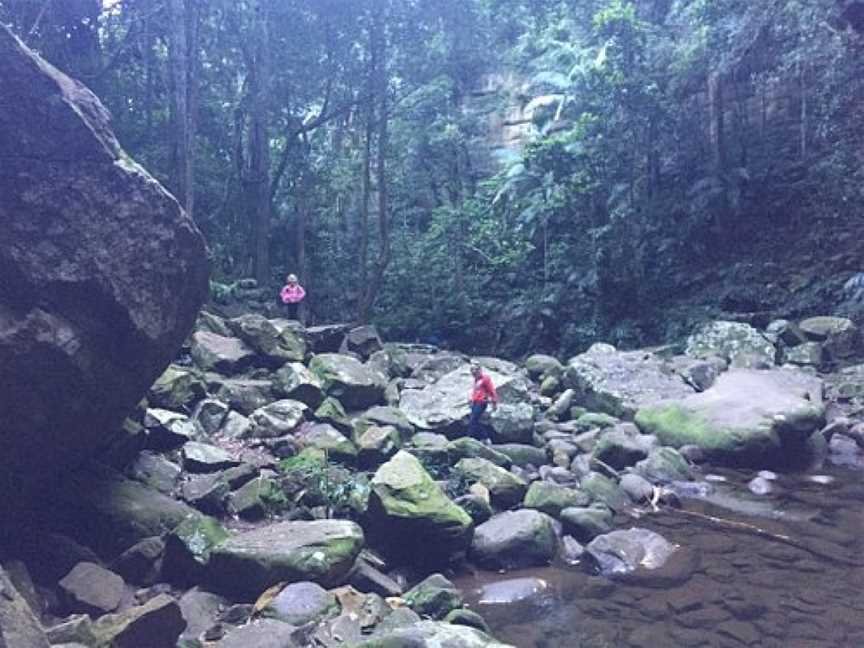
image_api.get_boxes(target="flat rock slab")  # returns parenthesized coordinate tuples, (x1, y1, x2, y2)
(209, 520, 364, 599)
(0, 26, 208, 513)
(399, 364, 530, 436)
(565, 344, 694, 419)
(636, 368, 825, 467)
(59, 563, 125, 615)
(90, 594, 185, 648)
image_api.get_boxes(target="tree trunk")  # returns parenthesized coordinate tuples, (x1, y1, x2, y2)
(167, 0, 190, 213)
(359, 7, 390, 324)
(708, 71, 725, 175)
(249, 1, 271, 286)
(799, 60, 808, 160)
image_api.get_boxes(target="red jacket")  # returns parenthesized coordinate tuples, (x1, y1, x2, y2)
(471, 373, 498, 404)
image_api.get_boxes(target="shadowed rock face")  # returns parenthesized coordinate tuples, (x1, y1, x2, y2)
(0, 26, 209, 512)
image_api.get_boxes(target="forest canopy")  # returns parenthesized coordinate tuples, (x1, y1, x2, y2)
(2, 0, 862, 356)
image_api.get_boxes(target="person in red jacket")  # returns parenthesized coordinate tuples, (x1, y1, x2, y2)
(468, 362, 498, 440)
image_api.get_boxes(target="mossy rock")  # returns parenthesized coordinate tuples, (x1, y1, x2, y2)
(522, 481, 590, 518)
(367, 451, 472, 564)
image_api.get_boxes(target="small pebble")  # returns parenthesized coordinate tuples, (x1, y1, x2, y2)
(806, 474, 834, 485)
(757, 470, 778, 481)
(704, 474, 727, 483)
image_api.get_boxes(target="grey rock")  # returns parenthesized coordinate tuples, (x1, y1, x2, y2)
(182, 442, 239, 473)
(564, 344, 694, 419)
(126, 452, 181, 494)
(192, 400, 230, 437)
(341, 325, 384, 360)
(348, 560, 403, 597)
(191, 331, 256, 375)
(0, 565, 50, 648)
(59, 562, 125, 615)
(619, 473, 654, 502)
(477, 577, 550, 604)
(273, 363, 325, 408)
(634, 447, 692, 483)
(112, 537, 165, 586)
(404, 573, 463, 620)
(799, 316, 859, 358)
(219, 411, 253, 439)
(208, 520, 364, 599)
(685, 321, 776, 368)
(227, 313, 305, 366)
(214, 379, 274, 415)
(263, 581, 337, 625)
(309, 353, 387, 410)
(585, 528, 678, 579)
(143, 409, 198, 449)
(248, 400, 308, 439)
(357, 620, 514, 648)
(471, 510, 558, 569)
(636, 368, 826, 467)
(178, 589, 226, 644)
(454, 458, 528, 508)
(0, 26, 208, 514)
(559, 506, 613, 542)
(493, 443, 547, 467)
(181, 473, 230, 515)
(591, 423, 656, 470)
(89, 594, 185, 648)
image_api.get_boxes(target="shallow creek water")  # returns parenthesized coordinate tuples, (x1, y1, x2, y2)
(451, 464, 864, 648)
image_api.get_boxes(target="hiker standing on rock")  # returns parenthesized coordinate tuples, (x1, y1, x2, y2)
(468, 362, 498, 440)
(280, 273, 306, 321)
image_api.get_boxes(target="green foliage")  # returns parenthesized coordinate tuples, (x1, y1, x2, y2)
(278, 451, 370, 518)
(14, 0, 861, 357)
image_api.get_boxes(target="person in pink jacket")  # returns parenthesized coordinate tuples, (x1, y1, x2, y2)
(280, 273, 305, 320)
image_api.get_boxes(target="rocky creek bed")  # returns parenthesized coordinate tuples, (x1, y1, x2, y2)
(3, 313, 864, 647)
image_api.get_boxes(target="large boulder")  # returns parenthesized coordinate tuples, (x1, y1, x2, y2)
(636, 368, 825, 467)
(309, 354, 387, 410)
(367, 451, 473, 563)
(685, 321, 776, 367)
(228, 313, 306, 365)
(399, 364, 530, 436)
(0, 27, 208, 512)
(798, 316, 859, 359)
(0, 565, 51, 648)
(564, 344, 694, 419)
(190, 331, 255, 374)
(51, 463, 203, 556)
(208, 520, 364, 599)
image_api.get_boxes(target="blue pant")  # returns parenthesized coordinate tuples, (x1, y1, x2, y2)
(468, 401, 488, 439)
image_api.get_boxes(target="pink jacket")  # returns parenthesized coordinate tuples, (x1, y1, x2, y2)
(280, 283, 306, 304)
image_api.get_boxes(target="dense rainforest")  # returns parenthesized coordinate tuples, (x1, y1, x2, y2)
(3, 0, 863, 357)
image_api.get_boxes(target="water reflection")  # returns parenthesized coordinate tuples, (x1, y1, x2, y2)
(453, 465, 864, 647)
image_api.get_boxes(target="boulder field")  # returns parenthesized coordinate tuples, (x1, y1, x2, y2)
(2, 309, 862, 646)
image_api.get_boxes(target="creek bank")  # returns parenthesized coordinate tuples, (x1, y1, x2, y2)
(3, 313, 864, 647)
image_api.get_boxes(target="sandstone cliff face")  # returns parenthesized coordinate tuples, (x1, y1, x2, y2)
(0, 26, 209, 510)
